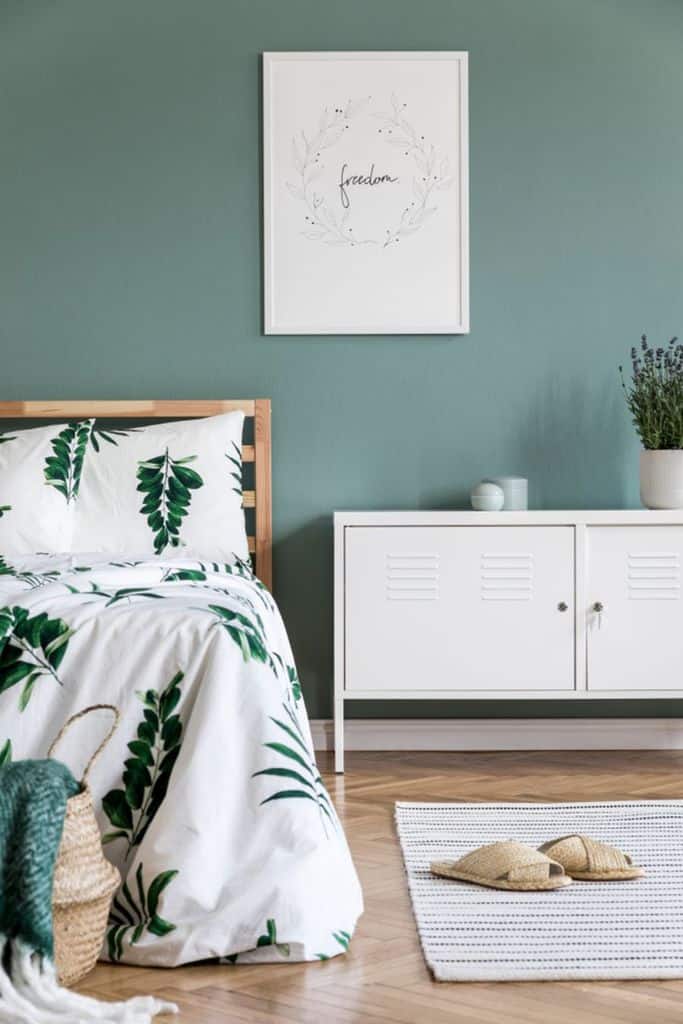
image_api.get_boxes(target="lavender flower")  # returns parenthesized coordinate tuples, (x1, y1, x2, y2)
(620, 335, 683, 449)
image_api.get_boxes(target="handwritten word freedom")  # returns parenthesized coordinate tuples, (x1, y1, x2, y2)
(338, 163, 399, 209)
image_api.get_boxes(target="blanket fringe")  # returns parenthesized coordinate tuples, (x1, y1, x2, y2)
(0, 938, 177, 1024)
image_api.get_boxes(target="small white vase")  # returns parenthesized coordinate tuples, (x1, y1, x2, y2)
(640, 450, 683, 509)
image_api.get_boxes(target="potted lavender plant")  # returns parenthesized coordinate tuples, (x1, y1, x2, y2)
(620, 335, 683, 508)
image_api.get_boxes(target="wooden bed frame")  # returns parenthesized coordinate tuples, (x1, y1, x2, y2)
(0, 400, 273, 590)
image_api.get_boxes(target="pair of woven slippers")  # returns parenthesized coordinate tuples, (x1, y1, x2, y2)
(430, 835, 645, 891)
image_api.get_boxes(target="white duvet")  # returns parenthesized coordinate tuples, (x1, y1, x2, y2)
(0, 553, 362, 966)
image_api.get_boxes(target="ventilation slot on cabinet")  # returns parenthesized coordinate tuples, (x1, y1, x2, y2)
(386, 553, 439, 601)
(627, 552, 680, 600)
(481, 552, 533, 601)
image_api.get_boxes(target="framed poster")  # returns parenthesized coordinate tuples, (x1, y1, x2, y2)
(263, 51, 469, 335)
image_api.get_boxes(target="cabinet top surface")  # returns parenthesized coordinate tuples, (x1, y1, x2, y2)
(334, 509, 683, 526)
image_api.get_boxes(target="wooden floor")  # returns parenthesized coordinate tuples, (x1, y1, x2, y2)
(80, 750, 683, 1023)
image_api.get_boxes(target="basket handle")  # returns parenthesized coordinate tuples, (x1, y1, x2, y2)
(48, 704, 120, 784)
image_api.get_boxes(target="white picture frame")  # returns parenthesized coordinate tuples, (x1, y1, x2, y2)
(263, 51, 469, 335)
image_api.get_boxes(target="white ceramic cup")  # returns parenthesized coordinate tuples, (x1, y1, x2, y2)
(486, 477, 528, 510)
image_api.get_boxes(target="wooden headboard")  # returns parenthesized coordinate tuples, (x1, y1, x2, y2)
(0, 400, 273, 590)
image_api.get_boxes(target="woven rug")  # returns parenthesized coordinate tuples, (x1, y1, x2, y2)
(396, 800, 683, 982)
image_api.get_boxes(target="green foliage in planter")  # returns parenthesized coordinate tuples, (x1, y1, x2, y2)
(620, 336, 683, 450)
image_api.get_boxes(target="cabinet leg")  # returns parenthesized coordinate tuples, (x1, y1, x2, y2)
(334, 697, 344, 773)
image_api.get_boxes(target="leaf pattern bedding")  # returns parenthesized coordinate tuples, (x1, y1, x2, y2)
(0, 553, 363, 965)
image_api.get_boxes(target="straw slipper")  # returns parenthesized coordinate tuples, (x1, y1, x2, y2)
(538, 835, 645, 881)
(430, 840, 573, 891)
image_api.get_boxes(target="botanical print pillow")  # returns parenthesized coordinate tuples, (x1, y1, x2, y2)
(0, 420, 93, 553)
(74, 412, 248, 560)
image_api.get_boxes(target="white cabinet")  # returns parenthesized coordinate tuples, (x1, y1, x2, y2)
(334, 510, 683, 771)
(587, 526, 683, 692)
(345, 526, 574, 694)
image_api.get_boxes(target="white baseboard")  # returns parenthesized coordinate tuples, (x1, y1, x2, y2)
(310, 718, 683, 752)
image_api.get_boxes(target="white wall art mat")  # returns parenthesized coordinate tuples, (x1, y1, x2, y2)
(263, 52, 469, 335)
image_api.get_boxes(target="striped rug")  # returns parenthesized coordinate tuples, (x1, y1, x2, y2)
(396, 800, 683, 981)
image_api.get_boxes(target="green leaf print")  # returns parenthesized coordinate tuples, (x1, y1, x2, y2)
(226, 441, 243, 497)
(230, 555, 274, 598)
(175, 558, 272, 604)
(64, 581, 165, 606)
(316, 930, 352, 960)
(136, 449, 204, 554)
(101, 587, 165, 607)
(44, 421, 91, 503)
(224, 918, 291, 964)
(90, 426, 140, 452)
(107, 864, 178, 961)
(0, 606, 74, 710)
(273, 653, 302, 703)
(0, 739, 11, 767)
(207, 603, 276, 670)
(227, 556, 254, 578)
(102, 671, 184, 855)
(0, 435, 16, 515)
(161, 568, 208, 582)
(164, 559, 273, 609)
(256, 918, 291, 957)
(253, 703, 335, 832)
(0, 555, 60, 589)
(287, 667, 302, 702)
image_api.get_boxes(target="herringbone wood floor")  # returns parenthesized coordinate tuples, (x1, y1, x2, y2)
(80, 750, 683, 1022)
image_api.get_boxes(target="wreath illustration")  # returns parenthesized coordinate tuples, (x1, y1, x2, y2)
(285, 94, 455, 249)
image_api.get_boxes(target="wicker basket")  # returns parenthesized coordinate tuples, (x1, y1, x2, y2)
(48, 705, 121, 987)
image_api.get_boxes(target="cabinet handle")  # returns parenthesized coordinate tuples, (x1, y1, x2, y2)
(557, 601, 568, 612)
(592, 600, 606, 631)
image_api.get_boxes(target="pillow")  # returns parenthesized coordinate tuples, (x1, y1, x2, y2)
(0, 420, 94, 553)
(74, 412, 248, 560)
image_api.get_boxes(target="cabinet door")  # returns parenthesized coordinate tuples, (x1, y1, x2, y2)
(587, 526, 683, 691)
(344, 526, 574, 693)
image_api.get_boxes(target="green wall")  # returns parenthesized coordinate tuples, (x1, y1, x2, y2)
(2, 0, 682, 719)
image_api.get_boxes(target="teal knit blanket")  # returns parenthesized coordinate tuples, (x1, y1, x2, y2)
(0, 757, 175, 1021)
(0, 759, 79, 960)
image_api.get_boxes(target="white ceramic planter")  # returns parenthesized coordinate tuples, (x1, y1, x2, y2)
(640, 450, 683, 509)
